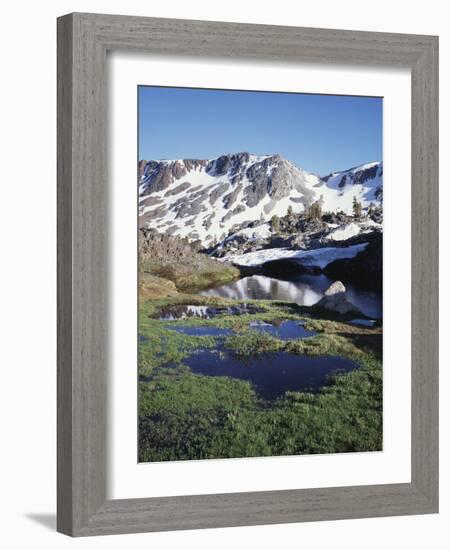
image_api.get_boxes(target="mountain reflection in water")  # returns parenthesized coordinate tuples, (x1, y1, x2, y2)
(201, 274, 382, 319)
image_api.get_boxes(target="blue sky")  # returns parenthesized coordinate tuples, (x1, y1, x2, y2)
(138, 86, 382, 175)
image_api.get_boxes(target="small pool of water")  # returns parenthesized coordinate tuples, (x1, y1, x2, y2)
(249, 320, 316, 340)
(165, 325, 233, 337)
(182, 349, 359, 400)
(348, 319, 377, 327)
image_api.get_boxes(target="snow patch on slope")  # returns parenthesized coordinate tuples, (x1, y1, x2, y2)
(327, 223, 361, 241)
(224, 242, 368, 268)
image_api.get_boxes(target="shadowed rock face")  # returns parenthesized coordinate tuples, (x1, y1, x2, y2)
(338, 174, 348, 188)
(352, 164, 379, 185)
(140, 161, 184, 193)
(183, 159, 210, 172)
(140, 159, 209, 194)
(138, 159, 148, 178)
(323, 233, 382, 291)
(207, 152, 250, 177)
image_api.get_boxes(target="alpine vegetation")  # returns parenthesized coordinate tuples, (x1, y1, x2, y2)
(137, 88, 383, 462)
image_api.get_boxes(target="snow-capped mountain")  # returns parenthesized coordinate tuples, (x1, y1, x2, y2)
(138, 152, 382, 245)
(318, 162, 383, 212)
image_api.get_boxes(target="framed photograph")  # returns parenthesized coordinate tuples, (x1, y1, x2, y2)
(57, 13, 438, 536)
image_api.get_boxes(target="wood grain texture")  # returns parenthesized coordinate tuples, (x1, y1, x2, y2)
(58, 12, 108, 535)
(57, 12, 439, 537)
(57, 13, 74, 535)
(410, 37, 439, 506)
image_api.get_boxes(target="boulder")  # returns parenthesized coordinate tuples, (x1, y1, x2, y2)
(324, 280, 346, 296)
(316, 281, 363, 315)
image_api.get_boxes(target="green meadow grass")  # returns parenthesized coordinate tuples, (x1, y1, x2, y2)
(138, 295, 382, 462)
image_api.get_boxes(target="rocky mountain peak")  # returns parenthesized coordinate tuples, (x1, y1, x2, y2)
(138, 153, 382, 246)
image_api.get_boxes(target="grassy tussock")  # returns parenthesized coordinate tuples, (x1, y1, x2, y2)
(148, 264, 240, 293)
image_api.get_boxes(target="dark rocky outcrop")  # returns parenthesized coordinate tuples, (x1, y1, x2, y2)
(221, 204, 245, 223)
(164, 181, 191, 197)
(338, 174, 348, 188)
(323, 232, 382, 291)
(183, 159, 209, 172)
(223, 184, 243, 209)
(209, 182, 230, 205)
(140, 160, 186, 193)
(352, 164, 379, 185)
(175, 196, 207, 219)
(139, 205, 168, 226)
(207, 152, 250, 178)
(138, 159, 148, 178)
(140, 195, 164, 208)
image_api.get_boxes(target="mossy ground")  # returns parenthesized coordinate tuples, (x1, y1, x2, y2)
(138, 288, 383, 462)
(146, 263, 240, 293)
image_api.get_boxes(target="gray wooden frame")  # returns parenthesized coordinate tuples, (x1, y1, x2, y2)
(57, 12, 439, 537)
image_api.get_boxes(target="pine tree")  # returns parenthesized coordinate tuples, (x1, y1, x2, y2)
(285, 205, 296, 233)
(307, 201, 322, 221)
(352, 196, 362, 219)
(271, 214, 280, 233)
